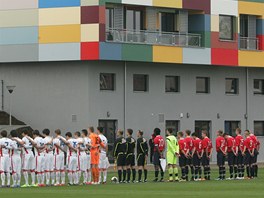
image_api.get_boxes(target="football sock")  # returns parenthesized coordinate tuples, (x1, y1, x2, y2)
(204, 167, 208, 179)
(234, 166, 238, 178)
(17, 173, 21, 186)
(103, 170, 107, 182)
(12, 174, 17, 186)
(138, 170, 142, 181)
(251, 166, 255, 178)
(160, 170, 164, 179)
(23, 171, 29, 185)
(61, 172, 66, 184)
(194, 167, 198, 179)
(198, 167, 202, 179)
(208, 167, 211, 180)
(173, 167, 179, 179)
(181, 167, 186, 179)
(122, 170, 127, 182)
(229, 166, 234, 178)
(238, 165, 241, 177)
(51, 172, 55, 185)
(118, 170, 122, 182)
(255, 165, 258, 177)
(246, 166, 250, 177)
(185, 166, 189, 177)
(68, 172, 73, 184)
(56, 172, 60, 184)
(31, 172, 35, 185)
(241, 165, 245, 177)
(74, 172, 79, 184)
(87, 171, 91, 183)
(84, 171, 88, 183)
(127, 168, 131, 182)
(169, 167, 174, 180)
(223, 167, 226, 179)
(95, 168, 100, 183)
(132, 168, 136, 181)
(46, 172, 50, 185)
(191, 166, 194, 179)
(144, 169, 148, 181)
(7, 172, 10, 186)
(37, 173, 42, 184)
(99, 171, 102, 183)
(41, 173, 45, 184)
(1, 173, 5, 186)
(155, 170, 159, 179)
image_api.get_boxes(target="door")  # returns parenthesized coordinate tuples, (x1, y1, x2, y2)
(195, 121, 211, 138)
(98, 120, 117, 163)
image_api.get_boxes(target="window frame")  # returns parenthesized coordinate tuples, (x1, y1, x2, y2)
(165, 75, 180, 93)
(224, 121, 241, 137)
(253, 79, 264, 95)
(124, 7, 145, 31)
(254, 121, 264, 136)
(219, 15, 235, 41)
(133, 74, 149, 92)
(225, 78, 239, 95)
(196, 77, 210, 94)
(99, 73, 116, 91)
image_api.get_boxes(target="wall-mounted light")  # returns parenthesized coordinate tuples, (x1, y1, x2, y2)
(107, 111, 110, 118)
(180, 113, 184, 118)
(244, 114, 248, 119)
(217, 113, 220, 119)
(186, 113, 190, 118)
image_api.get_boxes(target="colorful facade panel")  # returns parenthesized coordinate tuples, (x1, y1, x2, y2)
(211, 48, 238, 66)
(0, 0, 38, 10)
(39, 0, 80, 8)
(239, 51, 264, 67)
(153, 46, 182, 63)
(152, 0, 182, 9)
(183, 48, 211, 65)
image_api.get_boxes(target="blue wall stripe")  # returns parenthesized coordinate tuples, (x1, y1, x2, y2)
(39, 0, 80, 8)
(100, 42, 122, 61)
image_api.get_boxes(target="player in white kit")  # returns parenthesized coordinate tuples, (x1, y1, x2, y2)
(43, 129, 55, 186)
(59, 132, 78, 185)
(0, 130, 13, 187)
(26, 130, 46, 186)
(10, 130, 22, 188)
(19, 129, 36, 187)
(97, 127, 109, 184)
(82, 129, 92, 184)
(53, 129, 66, 186)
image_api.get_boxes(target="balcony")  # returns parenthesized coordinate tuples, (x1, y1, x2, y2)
(240, 37, 259, 51)
(106, 29, 202, 48)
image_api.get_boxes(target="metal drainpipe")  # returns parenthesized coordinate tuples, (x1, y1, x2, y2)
(124, 61, 127, 135)
(246, 67, 249, 129)
(1, 80, 3, 111)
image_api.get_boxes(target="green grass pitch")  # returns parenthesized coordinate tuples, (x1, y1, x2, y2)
(0, 169, 263, 198)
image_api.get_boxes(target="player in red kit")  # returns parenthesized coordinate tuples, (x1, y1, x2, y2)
(184, 130, 194, 181)
(177, 131, 188, 181)
(216, 130, 227, 180)
(191, 132, 203, 181)
(242, 130, 255, 179)
(152, 128, 165, 182)
(235, 128, 245, 179)
(249, 133, 260, 178)
(224, 133, 238, 180)
(201, 130, 212, 180)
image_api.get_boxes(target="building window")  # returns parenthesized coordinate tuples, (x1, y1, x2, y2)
(125, 9, 144, 31)
(106, 8, 114, 30)
(225, 78, 239, 94)
(225, 121, 240, 136)
(254, 79, 264, 95)
(165, 76, 180, 93)
(195, 121, 211, 138)
(161, 13, 178, 32)
(219, 15, 234, 40)
(166, 120, 180, 135)
(133, 74, 148, 92)
(100, 73, 115, 91)
(196, 77, 210, 93)
(254, 121, 264, 136)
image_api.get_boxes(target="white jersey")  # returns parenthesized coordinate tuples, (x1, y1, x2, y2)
(67, 138, 78, 157)
(53, 138, 65, 156)
(22, 136, 33, 155)
(44, 136, 54, 154)
(34, 136, 45, 156)
(0, 137, 13, 156)
(84, 137, 91, 154)
(10, 140, 21, 156)
(99, 134, 108, 154)
(77, 137, 86, 155)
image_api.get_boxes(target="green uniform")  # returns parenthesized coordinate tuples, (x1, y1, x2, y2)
(166, 135, 179, 165)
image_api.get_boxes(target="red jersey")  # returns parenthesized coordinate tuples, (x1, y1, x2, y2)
(216, 136, 227, 153)
(178, 138, 188, 154)
(244, 136, 255, 151)
(235, 135, 244, 152)
(193, 138, 203, 153)
(185, 136, 194, 152)
(250, 134, 260, 149)
(226, 136, 236, 153)
(202, 137, 212, 153)
(153, 135, 165, 152)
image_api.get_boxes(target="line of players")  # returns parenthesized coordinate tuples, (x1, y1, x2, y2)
(0, 126, 109, 187)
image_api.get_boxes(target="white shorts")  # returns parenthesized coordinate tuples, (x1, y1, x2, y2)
(35, 155, 45, 173)
(45, 153, 54, 171)
(54, 155, 65, 171)
(78, 154, 88, 172)
(0, 155, 11, 173)
(22, 153, 35, 171)
(11, 155, 21, 174)
(67, 155, 77, 172)
(99, 153, 108, 169)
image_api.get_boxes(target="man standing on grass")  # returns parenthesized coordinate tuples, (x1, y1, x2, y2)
(178, 131, 188, 182)
(184, 130, 194, 181)
(98, 127, 108, 184)
(224, 133, 238, 180)
(201, 130, 212, 180)
(216, 130, 227, 180)
(242, 130, 255, 179)
(191, 132, 203, 181)
(153, 128, 165, 182)
(250, 133, 260, 178)
(126, 129, 136, 183)
(136, 130, 148, 183)
(235, 128, 245, 179)
(114, 130, 127, 183)
(166, 128, 179, 182)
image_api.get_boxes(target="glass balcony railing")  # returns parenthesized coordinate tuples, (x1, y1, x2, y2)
(240, 37, 259, 50)
(106, 29, 202, 48)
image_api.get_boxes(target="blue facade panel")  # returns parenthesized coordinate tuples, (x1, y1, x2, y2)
(39, 0, 81, 8)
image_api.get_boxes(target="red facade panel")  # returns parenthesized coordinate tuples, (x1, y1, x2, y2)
(211, 48, 238, 66)
(211, 32, 238, 50)
(81, 42, 99, 60)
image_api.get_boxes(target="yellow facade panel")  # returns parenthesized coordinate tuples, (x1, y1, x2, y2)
(153, 46, 182, 63)
(153, 0, 182, 9)
(238, 1, 264, 19)
(239, 51, 264, 67)
(39, 25, 81, 43)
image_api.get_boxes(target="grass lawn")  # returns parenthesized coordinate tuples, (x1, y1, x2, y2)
(0, 169, 263, 198)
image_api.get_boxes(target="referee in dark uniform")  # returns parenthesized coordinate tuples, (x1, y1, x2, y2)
(136, 130, 148, 183)
(114, 130, 127, 183)
(126, 129, 136, 183)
